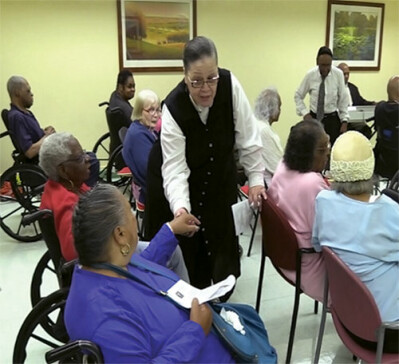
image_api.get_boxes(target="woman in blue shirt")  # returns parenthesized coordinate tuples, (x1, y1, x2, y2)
(312, 131, 399, 353)
(65, 184, 235, 363)
(122, 89, 161, 205)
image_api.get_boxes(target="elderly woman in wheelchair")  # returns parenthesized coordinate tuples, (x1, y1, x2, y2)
(39, 132, 93, 261)
(312, 131, 399, 353)
(39, 132, 190, 280)
(63, 184, 239, 363)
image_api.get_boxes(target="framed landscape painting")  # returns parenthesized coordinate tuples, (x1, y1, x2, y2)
(117, 0, 197, 72)
(326, 0, 384, 70)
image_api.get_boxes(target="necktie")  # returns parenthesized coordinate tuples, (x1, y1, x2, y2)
(316, 77, 325, 121)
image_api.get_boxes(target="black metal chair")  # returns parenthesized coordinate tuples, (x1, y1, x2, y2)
(381, 170, 399, 203)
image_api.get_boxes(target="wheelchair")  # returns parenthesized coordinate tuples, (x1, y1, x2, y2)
(12, 209, 103, 363)
(1, 109, 48, 242)
(98, 101, 132, 188)
(0, 108, 111, 242)
(13, 285, 104, 364)
(24, 209, 74, 307)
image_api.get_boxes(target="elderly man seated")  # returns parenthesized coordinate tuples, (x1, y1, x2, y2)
(6, 75, 99, 186)
(373, 75, 399, 179)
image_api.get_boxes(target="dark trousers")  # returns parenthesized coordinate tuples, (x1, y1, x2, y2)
(86, 151, 100, 187)
(310, 111, 342, 146)
(178, 231, 236, 302)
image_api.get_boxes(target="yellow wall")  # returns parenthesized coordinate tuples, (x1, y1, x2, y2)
(1, 0, 398, 173)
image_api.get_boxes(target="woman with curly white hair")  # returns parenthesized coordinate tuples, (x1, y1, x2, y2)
(253, 87, 283, 186)
(39, 133, 192, 282)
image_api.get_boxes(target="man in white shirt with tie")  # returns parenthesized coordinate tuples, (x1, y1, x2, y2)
(295, 46, 349, 145)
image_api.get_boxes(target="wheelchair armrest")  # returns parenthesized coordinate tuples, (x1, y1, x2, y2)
(365, 116, 375, 122)
(21, 209, 53, 226)
(0, 130, 10, 139)
(60, 259, 78, 274)
(45, 340, 104, 363)
(59, 259, 78, 287)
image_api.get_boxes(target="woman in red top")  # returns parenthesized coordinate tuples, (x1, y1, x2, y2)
(39, 132, 91, 261)
(39, 133, 193, 282)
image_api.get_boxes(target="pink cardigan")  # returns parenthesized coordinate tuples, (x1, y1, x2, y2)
(267, 162, 329, 302)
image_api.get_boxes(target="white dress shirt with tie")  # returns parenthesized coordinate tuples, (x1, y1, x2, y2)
(294, 65, 349, 122)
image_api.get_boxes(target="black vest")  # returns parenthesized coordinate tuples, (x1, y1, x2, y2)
(164, 68, 237, 217)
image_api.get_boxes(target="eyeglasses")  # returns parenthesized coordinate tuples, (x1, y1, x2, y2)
(60, 150, 87, 165)
(187, 75, 220, 89)
(316, 142, 331, 153)
(143, 107, 161, 115)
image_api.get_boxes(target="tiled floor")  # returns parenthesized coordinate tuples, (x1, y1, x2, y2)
(0, 199, 356, 363)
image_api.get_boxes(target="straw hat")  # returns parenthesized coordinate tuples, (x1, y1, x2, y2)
(330, 131, 375, 182)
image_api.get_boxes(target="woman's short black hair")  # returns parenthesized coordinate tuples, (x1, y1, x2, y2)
(283, 119, 325, 172)
(116, 69, 133, 87)
(183, 36, 218, 72)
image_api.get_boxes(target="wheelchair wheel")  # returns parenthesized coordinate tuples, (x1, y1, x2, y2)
(106, 144, 131, 188)
(13, 288, 69, 364)
(0, 164, 47, 242)
(92, 132, 110, 182)
(30, 251, 59, 308)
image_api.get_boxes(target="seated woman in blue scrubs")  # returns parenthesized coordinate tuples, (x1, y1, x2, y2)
(65, 184, 235, 363)
(312, 131, 399, 353)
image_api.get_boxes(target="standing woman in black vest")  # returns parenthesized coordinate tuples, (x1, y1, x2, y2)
(161, 36, 266, 296)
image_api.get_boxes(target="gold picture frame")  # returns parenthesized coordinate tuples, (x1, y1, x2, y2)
(117, 0, 197, 72)
(326, 0, 384, 70)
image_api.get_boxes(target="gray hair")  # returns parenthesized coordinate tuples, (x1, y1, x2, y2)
(7, 75, 27, 98)
(39, 132, 75, 181)
(73, 184, 127, 266)
(254, 87, 280, 122)
(132, 89, 160, 121)
(331, 178, 374, 195)
(183, 36, 218, 72)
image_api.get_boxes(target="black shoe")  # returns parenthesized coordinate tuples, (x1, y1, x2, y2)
(238, 244, 243, 259)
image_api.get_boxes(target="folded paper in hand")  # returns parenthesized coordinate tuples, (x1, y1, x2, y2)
(231, 199, 253, 236)
(167, 275, 236, 308)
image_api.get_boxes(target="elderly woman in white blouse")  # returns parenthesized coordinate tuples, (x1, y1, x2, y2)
(253, 87, 284, 187)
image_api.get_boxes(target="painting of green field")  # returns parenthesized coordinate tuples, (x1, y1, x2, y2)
(124, 1, 190, 60)
(333, 10, 378, 61)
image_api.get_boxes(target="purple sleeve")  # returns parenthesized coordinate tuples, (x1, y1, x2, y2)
(8, 111, 44, 152)
(140, 223, 178, 266)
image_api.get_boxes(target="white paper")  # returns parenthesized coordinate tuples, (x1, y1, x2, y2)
(231, 199, 253, 236)
(167, 275, 236, 308)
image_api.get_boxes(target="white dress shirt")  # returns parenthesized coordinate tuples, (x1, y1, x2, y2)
(344, 84, 353, 106)
(161, 73, 264, 214)
(256, 119, 283, 187)
(294, 66, 349, 122)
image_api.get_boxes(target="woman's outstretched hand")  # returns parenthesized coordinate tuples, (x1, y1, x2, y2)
(190, 298, 212, 335)
(248, 185, 267, 211)
(169, 211, 200, 237)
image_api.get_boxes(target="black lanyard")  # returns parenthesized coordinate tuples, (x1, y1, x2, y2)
(90, 256, 178, 297)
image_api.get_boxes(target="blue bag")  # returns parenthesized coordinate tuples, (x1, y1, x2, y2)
(211, 302, 278, 363)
